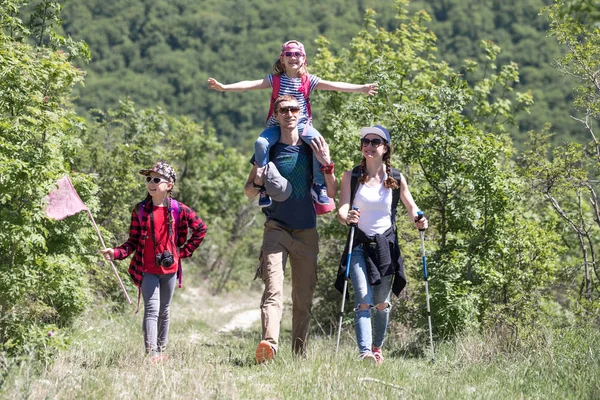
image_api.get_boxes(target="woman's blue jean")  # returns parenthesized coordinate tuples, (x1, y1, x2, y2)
(350, 246, 393, 355)
(254, 123, 325, 185)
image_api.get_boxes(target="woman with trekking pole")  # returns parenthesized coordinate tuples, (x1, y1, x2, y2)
(335, 126, 428, 364)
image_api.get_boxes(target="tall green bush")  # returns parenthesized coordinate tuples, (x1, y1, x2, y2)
(311, 1, 561, 338)
(0, 1, 261, 368)
(520, 1, 600, 310)
(74, 99, 261, 295)
(0, 0, 92, 363)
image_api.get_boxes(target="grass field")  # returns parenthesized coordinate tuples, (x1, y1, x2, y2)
(3, 284, 599, 399)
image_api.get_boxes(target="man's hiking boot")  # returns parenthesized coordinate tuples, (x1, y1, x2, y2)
(360, 351, 377, 364)
(255, 340, 275, 364)
(311, 183, 329, 205)
(372, 346, 384, 365)
(258, 188, 272, 208)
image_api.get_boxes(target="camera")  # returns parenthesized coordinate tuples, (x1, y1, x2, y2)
(155, 250, 174, 267)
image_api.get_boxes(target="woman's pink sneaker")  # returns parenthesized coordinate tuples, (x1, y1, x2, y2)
(372, 346, 384, 365)
(360, 351, 377, 363)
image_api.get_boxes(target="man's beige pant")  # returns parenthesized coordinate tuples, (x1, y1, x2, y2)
(259, 219, 319, 356)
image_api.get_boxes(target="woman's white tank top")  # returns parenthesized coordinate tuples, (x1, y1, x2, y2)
(353, 175, 392, 236)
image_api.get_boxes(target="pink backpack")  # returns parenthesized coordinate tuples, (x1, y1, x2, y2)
(266, 74, 312, 123)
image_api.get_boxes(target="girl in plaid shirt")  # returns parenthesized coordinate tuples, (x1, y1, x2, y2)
(101, 162, 207, 363)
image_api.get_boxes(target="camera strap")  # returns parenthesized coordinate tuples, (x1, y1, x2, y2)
(150, 204, 174, 255)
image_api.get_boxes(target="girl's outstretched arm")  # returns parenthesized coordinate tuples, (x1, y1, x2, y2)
(207, 77, 270, 92)
(315, 80, 378, 96)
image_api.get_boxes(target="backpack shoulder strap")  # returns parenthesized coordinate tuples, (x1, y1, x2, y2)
(171, 199, 180, 225)
(139, 199, 181, 227)
(349, 165, 361, 208)
(266, 74, 281, 123)
(390, 168, 402, 226)
(138, 200, 147, 226)
(300, 74, 312, 119)
(169, 199, 183, 288)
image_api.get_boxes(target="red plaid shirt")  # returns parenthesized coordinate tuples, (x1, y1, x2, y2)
(113, 200, 207, 287)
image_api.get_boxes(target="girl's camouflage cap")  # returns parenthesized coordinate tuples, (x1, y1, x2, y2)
(139, 161, 177, 183)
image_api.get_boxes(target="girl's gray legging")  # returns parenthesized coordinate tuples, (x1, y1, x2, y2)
(141, 272, 176, 354)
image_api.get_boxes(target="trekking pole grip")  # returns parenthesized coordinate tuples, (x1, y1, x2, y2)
(348, 206, 359, 227)
(416, 211, 426, 231)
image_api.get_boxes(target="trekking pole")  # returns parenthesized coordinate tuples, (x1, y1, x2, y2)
(335, 206, 359, 354)
(416, 211, 434, 362)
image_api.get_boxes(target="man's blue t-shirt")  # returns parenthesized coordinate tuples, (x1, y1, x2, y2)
(252, 142, 316, 229)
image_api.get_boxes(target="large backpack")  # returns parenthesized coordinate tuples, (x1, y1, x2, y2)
(349, 165, 403, 226)
(266, 74, 312, 123)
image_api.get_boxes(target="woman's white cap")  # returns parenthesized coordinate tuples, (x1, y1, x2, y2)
(360, 125, 390, 143)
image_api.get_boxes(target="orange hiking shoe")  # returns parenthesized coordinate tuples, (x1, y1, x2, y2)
(255, 340, 275, 364)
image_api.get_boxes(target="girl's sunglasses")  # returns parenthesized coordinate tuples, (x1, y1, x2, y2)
(283, 51, 304, 57)
(277, 106, 301, 114)
(146, 176, 168, 184)
(360, 138, 385, 148)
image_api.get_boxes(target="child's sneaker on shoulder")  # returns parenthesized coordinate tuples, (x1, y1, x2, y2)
(258, 187, 272, 208)
(311, 183, 329, 205)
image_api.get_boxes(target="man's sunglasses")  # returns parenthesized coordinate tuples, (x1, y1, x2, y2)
(360, 137, 385, 148)
(283, 51, 304, 57)
(146, 176, 168, 184)
(277, 106, 301, 114)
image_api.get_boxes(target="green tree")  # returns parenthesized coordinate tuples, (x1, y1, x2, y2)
(312, 1, 561, 338)
(74, 100, 261, 295)
(0, 0, 92, 362)
(521, 1, 600, 306)
(60, 0, 398, 150)
(407, 0, 581, 148)
(558, 0, 600, 27)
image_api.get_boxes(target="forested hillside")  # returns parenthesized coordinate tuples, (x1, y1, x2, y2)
(61, 0, 396, 148)
(61, 0, 578, 150)
(408, 0, 579, 144)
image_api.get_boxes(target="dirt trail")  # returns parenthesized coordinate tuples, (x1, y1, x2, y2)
(176, 285, 262, 333)
(219, 309, 261, 332)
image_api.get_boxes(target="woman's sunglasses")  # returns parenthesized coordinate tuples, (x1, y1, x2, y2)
(277, 106, 301, 114)
(146, 176, 168, 184)
(361, 137, 385, 148)
(283, 51, 304, 57)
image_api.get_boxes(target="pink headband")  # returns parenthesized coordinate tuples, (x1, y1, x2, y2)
(281, 40, 306, 56)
